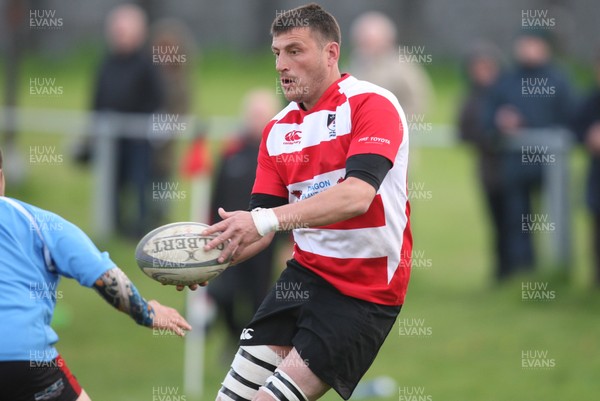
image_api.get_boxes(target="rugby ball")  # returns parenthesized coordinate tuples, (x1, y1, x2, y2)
(135, 222, 230, 286)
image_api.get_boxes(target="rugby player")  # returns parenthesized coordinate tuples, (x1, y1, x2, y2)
(0, 147, 192, 401)
(198, 4, 412, 401)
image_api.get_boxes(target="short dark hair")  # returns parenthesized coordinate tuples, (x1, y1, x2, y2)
(271, 3, 341, 46)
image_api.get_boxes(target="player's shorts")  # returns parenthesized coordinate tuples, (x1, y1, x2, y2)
(0, 354, 82, 401)
(239, 259, 401, 400)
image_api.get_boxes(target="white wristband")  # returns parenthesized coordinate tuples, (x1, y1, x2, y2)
(251, 208, 279, 236)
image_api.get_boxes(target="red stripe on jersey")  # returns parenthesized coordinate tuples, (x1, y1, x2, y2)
(294, 246, 410, 305)
(318, 195, 385, 230)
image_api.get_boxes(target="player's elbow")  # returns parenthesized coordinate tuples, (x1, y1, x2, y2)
(342, 178, 376, 217)
(347, 195, 373, 217)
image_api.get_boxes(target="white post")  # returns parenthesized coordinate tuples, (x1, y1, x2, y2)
(184, 175, 212, 398)
(93, 114, 116, 240)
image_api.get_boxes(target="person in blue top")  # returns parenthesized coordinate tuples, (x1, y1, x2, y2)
(0, 147, 191, 401)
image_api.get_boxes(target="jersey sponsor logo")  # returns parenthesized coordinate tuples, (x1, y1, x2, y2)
(291, 190, 303, 199)
(240, 328, 254, 340)
(297, 179, 332, 200)
(357, 135, 391, 145)
(327, 113, 336, 138)
(283, 130, 302, 145)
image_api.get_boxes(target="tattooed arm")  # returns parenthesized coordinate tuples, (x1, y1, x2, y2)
(93, 267, 191, 336)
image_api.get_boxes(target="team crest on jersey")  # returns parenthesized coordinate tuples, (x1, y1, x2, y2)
(284, 129, 302, 145)
(327, 114, 336, 138)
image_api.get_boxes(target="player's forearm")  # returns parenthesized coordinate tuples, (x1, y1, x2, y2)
(230, 232, 274, 266)
(273, 177, 375, 230)
(93, 267, 155, 327)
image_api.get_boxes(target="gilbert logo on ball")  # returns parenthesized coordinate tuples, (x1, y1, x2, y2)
(135, 222, 230, 286)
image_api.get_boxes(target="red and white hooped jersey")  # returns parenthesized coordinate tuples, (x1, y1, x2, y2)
(252, 74, 412, 306)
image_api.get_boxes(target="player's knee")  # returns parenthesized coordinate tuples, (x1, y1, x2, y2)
(218, 345, 280, 401)
(261, 369, 309, 401)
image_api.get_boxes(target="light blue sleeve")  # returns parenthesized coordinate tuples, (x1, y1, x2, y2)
(31, 207, 116, 287)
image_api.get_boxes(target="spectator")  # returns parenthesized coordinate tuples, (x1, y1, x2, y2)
(485, 30, 574, 279)
(571, 51, 600, 286)
(90, 4, 164, 238)
(457, 41, 506, 281)
(348, 11, 433, 117)
(207, 89, 281, 350)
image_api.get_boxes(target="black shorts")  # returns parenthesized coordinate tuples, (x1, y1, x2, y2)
(240, 259, 401, 400)
(0, 355, 82, 401)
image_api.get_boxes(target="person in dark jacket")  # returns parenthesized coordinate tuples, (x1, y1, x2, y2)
(457, 41, 505, 280)
(571, 53, 600, 286)
(91, 4, 164, 238)
(484, 31, 574, 279)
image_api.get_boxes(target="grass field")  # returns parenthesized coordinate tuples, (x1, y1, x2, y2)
(2, 48, 600, 401)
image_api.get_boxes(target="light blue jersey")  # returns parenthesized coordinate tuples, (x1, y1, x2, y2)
(0, 197, 114, 361)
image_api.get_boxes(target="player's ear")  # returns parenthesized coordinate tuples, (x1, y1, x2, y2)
(325, 41, 340, 66)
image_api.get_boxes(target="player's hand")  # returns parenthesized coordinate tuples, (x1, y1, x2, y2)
(148, 300, 192, 337)
(202, 207, 262, 263)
